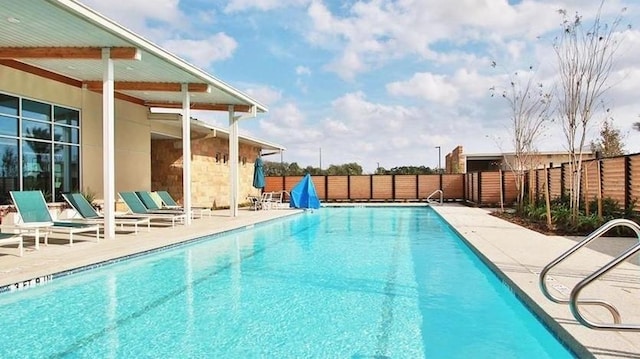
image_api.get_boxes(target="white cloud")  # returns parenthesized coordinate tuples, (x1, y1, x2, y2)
(79, 0, 185, 34)
(295, 66, 311, 76)
(323, 119, 350, 134)
(387, 73, 459, 106)
(303, 0, 566, 79)
(243, 86, 283, 107)
(386, 69, 496, 106)
(224, 0, 309, 13)
(258, 103, 323, 144)
(161, 34, 237, 68)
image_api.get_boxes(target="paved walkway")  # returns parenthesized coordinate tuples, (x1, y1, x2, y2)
(0, 204, 639, 358)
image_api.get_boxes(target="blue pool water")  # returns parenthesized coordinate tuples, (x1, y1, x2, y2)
(0, 207, 574, 358)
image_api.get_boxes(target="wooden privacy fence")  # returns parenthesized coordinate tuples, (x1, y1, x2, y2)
(264, 152, 640, 209)
(529, 154, 640, 211)
(264, 174, 464, 202)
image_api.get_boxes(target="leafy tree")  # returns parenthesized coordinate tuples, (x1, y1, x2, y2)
(304, 165, 325, 175)
(326, 163, 363, 175)
(553, 2, 628, 222)
(386, 166, 435, 175)
(262, 161, 288, 176)
(264, 161, 439, 176)
(287, 162, 304, 176)
(375, 166, 387, 175)
(590, 118, 625, 157)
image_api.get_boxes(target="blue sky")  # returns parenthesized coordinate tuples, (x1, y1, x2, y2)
(81, 0, 640, 173)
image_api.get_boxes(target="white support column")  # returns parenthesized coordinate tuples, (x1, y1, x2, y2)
(229, 106, 239, 217)
(182, 84, 192, 224)
(102, 48, 116, 239)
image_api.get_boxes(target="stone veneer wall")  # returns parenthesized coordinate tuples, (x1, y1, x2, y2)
(446, 146, 465, 174)
(151, 136, 262, 208)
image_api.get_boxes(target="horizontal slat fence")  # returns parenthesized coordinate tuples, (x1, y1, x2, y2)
(525, 153, 640, 212)
(264, 152, 640, 210)
(265, 174, 464, 202)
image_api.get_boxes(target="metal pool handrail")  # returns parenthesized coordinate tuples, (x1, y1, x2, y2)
(539, 218, 640, 329)
(570, 239, 640, 331)
(427, 190, 443, 205)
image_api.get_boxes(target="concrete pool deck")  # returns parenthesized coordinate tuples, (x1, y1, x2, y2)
(0, 204, 638, 358)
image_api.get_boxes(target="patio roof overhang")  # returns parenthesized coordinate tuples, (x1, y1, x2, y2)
(0, 0, 267, 113)
(148, 112, 286, 153)
(0, 0, 267, 236)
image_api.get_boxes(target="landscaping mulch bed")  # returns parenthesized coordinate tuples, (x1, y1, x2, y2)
(490, 211, 567, 236)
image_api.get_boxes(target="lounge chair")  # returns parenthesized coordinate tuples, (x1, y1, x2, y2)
(248, 195, 261, 210)
(119, 192, 186, 227)
(269, 190, 290, 209)
(154, 190, 182, 209)
(9, 190, 100, 247)
(257, 192, 273, 210)
(62, 193, 151, 234)
(135, 191, 185, 214)
(155, 190, 212, 218)
(0, 232, 24, 257)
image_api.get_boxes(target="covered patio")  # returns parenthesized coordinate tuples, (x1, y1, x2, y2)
(0, 0, 268, 238)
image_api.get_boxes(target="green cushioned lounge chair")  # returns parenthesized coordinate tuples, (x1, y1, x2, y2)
(119, 192, 186, 227)
(62, 193, 151, 234)
(155, 190, 181, 208)
(9, 190, 100, 247)
(135, 191, 184, 213)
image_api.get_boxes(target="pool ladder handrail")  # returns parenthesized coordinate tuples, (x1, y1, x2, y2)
(539, 218, 640, 331)
(427, 190, 443, 205)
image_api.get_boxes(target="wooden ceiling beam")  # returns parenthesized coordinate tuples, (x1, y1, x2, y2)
(88, 89, 146, 106)
(0, 47, 141, 60)
(0, 59, 82, 87)
(145, 101, 252, 113)
(84, 81, 210, 92)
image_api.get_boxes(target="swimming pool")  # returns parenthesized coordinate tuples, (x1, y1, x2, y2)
(0, 207, 574, 358)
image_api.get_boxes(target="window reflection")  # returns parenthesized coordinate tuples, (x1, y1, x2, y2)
(54, 144, 79, 202)
(0, 138, 19, 205)
(23, 120, 52, 140)
(0, 115, 18, 137)
(54, 125, 78, 144)
(22, 99, 51, 121)
(23, 140, 52, 199)
(0, 94, 18, 116)
(54, 107, 79, 126)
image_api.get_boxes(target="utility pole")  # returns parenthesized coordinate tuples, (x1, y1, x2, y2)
(435, 146, 441, 173)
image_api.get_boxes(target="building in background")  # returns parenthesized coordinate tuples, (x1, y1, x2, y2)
(445, 145, 596, 173)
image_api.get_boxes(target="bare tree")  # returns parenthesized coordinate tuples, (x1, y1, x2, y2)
(490, 67, 552, 213)
(554, 2, 627, 222)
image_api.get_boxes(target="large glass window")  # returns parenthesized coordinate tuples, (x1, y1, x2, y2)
(0, 92, 80, 204)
